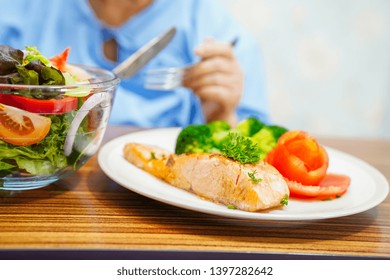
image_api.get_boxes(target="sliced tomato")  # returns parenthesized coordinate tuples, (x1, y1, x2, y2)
(0, 103, 51, 146)
(49, 47, 70, 72)
(285, 174, 351, 199)
(0, 94, 78, 114)
(266, 130, 329, 186)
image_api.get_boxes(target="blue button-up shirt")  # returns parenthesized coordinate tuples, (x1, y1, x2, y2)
(0, 0, 269, 127)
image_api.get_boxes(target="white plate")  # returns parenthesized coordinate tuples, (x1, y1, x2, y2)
(98, 128, 389, 220)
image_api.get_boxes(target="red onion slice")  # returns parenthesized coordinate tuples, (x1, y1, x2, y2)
(64, 92, 110, 156)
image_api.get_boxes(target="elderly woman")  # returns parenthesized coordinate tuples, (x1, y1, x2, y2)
(0, 0, 269, 127)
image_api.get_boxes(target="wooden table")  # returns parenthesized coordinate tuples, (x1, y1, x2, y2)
(0, 126, 389, 260)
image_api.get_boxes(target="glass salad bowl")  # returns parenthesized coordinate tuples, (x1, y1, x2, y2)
(0, 64, 119, 190)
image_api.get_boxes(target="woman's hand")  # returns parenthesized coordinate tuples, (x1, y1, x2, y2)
(183, 38, 243, 126)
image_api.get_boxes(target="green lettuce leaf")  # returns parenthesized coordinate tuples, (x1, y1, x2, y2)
(0, 161, 16, 171)
(0, 45, 66, 97)
(0, 45, 24, 75)
(13, 65, 40, 85)
(0, 113, 73, 176)
(14, 158, 56, 176)
(23, 46, 51, 66)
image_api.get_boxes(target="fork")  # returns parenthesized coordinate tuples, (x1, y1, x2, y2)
(143, 64, 193, 90)
(144, 38, 238, 91)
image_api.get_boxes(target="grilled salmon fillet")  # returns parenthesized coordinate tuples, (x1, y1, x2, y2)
(123, 143, 289, 212)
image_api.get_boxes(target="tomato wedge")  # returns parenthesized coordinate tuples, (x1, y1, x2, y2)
(49, 47, 70, 72)
(0, 94, 78, 114)
(266, 130, 351, 199)
(49, 47, 91, 82)
(0, 103, 51, 146)
(266, 130, 329, 186)
(285, 174, 351, 199)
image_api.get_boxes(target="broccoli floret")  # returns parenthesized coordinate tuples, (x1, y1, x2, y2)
(175, 121, 231, 154)
(268, 125, 288, 140)
(234, 117, 265, 137)
(207, 120, 231, 133)
(208, 120, 231, 149)
(220, 132, 261, 164)
(251, 128, 277, 160)
(175, 124, 214, 154)
(251, 125, 288, 160)
(174, 118, 288, 165)
(211, 130, 230, 150)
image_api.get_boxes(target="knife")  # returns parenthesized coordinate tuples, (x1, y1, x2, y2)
(112, 27, 176, 79)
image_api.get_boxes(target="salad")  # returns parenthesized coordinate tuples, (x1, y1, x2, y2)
(0, 45, 106, 179)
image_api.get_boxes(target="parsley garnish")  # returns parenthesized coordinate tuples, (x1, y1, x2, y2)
(280, 194, 289, 206)
(220, 132, 262, 164)
(149, 152, 157, 161)
(248, 170, 262, 184)
(227, 204, 236, 210)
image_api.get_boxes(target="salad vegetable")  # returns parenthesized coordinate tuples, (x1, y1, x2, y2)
(0, 94, 78, 114)
(0, 113, 71, 175)
(0, 103, 51, 146)
(64, 92, 110, 157)
(0, 45, 94, 177)
(49, 47, 70, 72)
(0, 45, 65, 89)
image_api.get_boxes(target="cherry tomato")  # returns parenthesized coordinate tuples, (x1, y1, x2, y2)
(0, 94, 78, 114)
(0, 103, 51, 146)
(266, 130, 329, 186)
